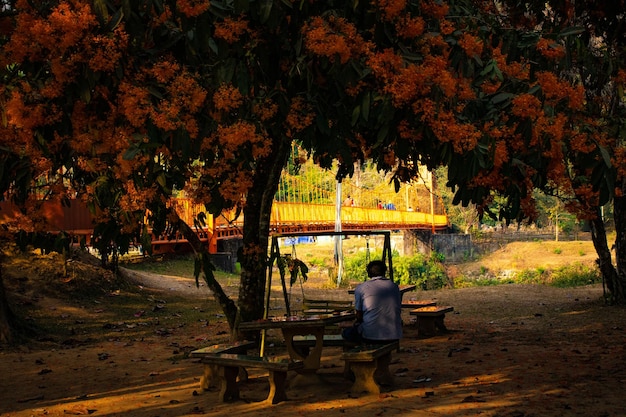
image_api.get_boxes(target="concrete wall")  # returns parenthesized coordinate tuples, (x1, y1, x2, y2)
(404, 230, 472, 263)
(433, 233, 473, 263)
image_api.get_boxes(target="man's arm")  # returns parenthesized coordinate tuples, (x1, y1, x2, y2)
(355, 310, 363, 323)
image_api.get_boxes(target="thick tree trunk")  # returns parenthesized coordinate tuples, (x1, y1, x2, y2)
(0, 263, 15, 344)
(238, 138, 292, 325)
(589, 209, 624, 304)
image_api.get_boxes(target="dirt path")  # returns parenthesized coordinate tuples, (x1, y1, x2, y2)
(3, 262, 625, 417)
(120, 267, 217, 297)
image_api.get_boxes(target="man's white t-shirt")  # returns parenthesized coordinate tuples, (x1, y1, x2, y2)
(354, 276, 403, 341)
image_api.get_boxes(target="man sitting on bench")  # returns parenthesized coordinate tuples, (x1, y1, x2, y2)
(342, 260, 402, 345)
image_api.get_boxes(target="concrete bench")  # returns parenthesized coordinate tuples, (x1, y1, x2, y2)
(409, 306, 454, 336)
(292, 333, 345, 347)
(194, 353, 304, 404)
(401, 300, 437, 309)
(348, 284, 416, 298)
(190, 341, 257, 390)
(302, 298, 353, 315)
(290, 333, 356, 355)
(341, 341, 399, 395)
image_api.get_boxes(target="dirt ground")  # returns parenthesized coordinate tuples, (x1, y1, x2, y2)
(2, 247, 626, 417)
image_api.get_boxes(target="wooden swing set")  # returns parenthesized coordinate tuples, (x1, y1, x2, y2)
(264, 230, 395, 319)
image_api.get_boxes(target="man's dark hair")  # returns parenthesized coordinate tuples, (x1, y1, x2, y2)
(366, 260, 387, 278)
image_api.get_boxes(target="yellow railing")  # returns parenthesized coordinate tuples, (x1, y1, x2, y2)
(271, 202, 446, 229)
(209, 201, 448, 236)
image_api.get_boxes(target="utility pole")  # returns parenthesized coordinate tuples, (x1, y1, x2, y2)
(335, 179, 343, 287)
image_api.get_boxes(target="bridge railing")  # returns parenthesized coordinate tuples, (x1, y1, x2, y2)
(271, 202, 447, 230)
(213, 202, 448, 234)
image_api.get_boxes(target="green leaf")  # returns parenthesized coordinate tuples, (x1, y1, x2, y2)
(93, 0, 108, 25)
(259, 0, 273, 23)
(123, 146, 140, 160)
(121, 0, 132, 21)
(234, 0, 250, 12)
(107, 8, 124, 32)
(362, 92, 370, 122)
(376, 125, 389, 145)
(558, 26, 585, 38)
(479, 59, 494, 77)
(147, 86, 163, 99)
(491, 92, 514, 105)
(208, 38, 218, 54)
(156, 173, 168, 191)
(598, 144, 612, 168)
(351, 106, 360, 126)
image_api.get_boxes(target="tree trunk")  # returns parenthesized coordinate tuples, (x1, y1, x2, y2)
(173, 214, 239, 329)
(611, 193, 626, 303)
(589, 209, 623, 304)
(0, 263, 15, 344)
(238, 138, 292, 325)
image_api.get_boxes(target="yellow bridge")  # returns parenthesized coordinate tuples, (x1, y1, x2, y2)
(150, 199, 448, 254)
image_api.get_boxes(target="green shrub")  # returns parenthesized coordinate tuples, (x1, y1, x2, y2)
(343, 249, 381, 282)
(343, 250, 448, 290)
(453, 262, 600, 289)
(549, 263, 602, 287)
(307, 257, 327, 268)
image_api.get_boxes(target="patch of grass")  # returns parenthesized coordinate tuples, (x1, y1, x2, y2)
(452, 262, 601, 289)
(516, 268, 546, 284)
(306, 256, 328, 268)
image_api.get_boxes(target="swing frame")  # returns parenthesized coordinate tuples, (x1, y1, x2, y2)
(265, 230, 394, 320)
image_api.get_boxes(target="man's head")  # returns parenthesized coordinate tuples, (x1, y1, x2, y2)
(366, 260, 387, 278)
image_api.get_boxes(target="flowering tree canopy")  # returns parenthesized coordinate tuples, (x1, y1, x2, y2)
(2, 0, 626, 343)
